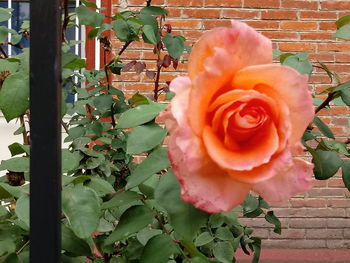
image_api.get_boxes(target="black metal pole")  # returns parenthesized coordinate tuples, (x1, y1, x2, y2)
(30, 0, 62, 262)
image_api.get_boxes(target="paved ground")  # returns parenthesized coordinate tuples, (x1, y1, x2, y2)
(235, 249, 350, 262)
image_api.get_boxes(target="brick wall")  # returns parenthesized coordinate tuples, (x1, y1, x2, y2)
(111, 0, 350, 249)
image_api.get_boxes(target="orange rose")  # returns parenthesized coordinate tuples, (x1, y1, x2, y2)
(165, 21, 314, 213)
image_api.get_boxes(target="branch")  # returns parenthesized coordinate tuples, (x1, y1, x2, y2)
(146, 0, 152, 6)
(0, 45, 8, 58)
(315, 91, 335, 114)
(61, 0, 69, 42)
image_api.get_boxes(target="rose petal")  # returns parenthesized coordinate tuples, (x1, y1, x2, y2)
(232, 64, 314, 154)
(203, 122, 279, 171)
(188, 21, 272, 80)
(168, 128, 250, 213)
(227, 149, 293, 184)
(253, 158, 314, 203)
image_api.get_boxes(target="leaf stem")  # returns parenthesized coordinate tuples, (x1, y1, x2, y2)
(180, 239, 209, 261)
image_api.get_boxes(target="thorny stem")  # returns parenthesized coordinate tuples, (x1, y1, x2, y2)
(17, 240, 30, 255)
(61, 120, 69, 134)
(0, 45, 8, 58)
(104, 49, 117, 128)
(19, 115, 28, 145)
(118, 40, 133, 56)
(62, 0, 69, 42)
(315, 91, 335, 114)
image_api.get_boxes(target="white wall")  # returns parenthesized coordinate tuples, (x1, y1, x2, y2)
(0, 114, 69, 176)
(0, 115, 22, 161)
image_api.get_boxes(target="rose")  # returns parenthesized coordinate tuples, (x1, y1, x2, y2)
(164, 21, 315, 213)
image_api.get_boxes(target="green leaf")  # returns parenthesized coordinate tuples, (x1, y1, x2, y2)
(126, 148, 169, 189)
(242, 194, 259, 215)
(102, 190, 141, 209)
(126, 123, 167, 154)
(165, 91, 175, 100)
(62, 149, 80, 173)
(340, 88, 350, 107)
(0, 182, 24, 198)
(272, 49, 282, 59)
(85, 177, 115, 196)
(140, 6, 168, 15)
(62, 224, 93, 256)
(15, 194, 29, 228)
(81, 0, 98, 9)
(0, 59, 19, 73)
(8, 143, 29, 157)
(116, 103, 167, 128)
(112, 18, 137, 42)
(334, 24, 350, 40)
(283, 53, 312, 75)
(62, 186, 101, 239)
(216, 227, 234, 241)
(312, 150, 342, 180)
(194, 232, 214, 247)
(155, 170, 209, 240)
(0, 240, 16, 257)
(336, 14, 350, 29)
(76, 5, 104, 27)
(136, 227, 162, 246)
(265, 211, 281, 234)
(142, 24, 157, 45)
(104, 205, 154, 245)
(0, 72, 29, 122)
(162, 34, 185, 59)
(0, 157, 29, 172)
(0, 8, 12, 22)
(140, 234, 179, 263)
(342, 160, 350, 191)
(212, 241, 234, 263)
(313, 117, 335, 139)
(93, 94, 113, 113)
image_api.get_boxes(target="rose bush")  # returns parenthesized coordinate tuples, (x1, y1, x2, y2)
(164, 21, 315, 213)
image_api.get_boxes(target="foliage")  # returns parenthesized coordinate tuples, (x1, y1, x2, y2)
(0, 2, 349, 263)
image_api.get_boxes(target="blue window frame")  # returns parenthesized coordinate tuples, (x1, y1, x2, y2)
(0, 0, 85, 103)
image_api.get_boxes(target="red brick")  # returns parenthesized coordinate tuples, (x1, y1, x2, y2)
(245, 21, 279, 30)
(306, 229, 343, 239)
(222, 10, 260, 19)
(290, 198, 327, 208)
(327, 199, 350, 208)
(328, 218, 350, 228)
(166, 19, 202, 29)
(203, 20, 232, 29)
(281, 0, 318, 10)
(300, 11, 338, 20)
(182, 8, 220, 18)
(261, 31, 299, 40)
(319, 21, 337, 31)
(321, 1, 350, 10)
(281, 21, 317, 30)
(279, 42, 317, 52)
(167, 0, 202, 6)
(300, 32, 333, 41)
(335, 53, 350, 62)
(306, 208, 346, 218)
(262, 10, 297, 20)
(327, 240, 350, 249)
(205, 0, 241, 7)
(289, 218, 327, 228)
(263, 240, 326, 249)
(269, 229, 305, 239)
(244, 0, 280, 8)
